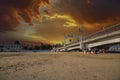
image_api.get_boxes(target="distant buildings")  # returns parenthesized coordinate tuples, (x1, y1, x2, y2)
(0, 41, 22, 52)
(0, 41, 42, 52)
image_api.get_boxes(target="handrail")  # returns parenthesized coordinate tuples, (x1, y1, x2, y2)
(67, 23, 120, 45)
(83, 23, 120, 40)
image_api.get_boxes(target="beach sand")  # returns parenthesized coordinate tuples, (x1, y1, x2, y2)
(0, 52, 120, 80)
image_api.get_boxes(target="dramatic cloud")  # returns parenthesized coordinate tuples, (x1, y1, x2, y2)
(33, 16, 80, 44)
(0, 0, 120, 44)
(0, 0, 50, 32)
(53, 0, 120, 29)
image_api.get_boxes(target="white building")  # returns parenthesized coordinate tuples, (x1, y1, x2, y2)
(0, 42, 22, 52)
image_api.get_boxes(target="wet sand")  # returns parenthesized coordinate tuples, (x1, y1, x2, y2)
(0, 52, 120, 80)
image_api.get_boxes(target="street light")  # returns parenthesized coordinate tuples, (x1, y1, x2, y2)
(79, 25, 84, 51)
(63, 34, 67, 51)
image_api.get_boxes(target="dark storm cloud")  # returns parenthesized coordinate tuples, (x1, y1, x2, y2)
(0, 0, 50, 32)
(53, 0, 120, 24)
(0, 0, 120, 44)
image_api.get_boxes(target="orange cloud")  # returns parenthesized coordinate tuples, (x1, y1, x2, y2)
(44, 14, 78, 27)
(0, 0, 51, 32)
(0, 0, 120, 44)
(52, 0, 120, 35)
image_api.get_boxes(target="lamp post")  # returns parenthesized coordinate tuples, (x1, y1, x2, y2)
(79, 25, 84, 51)
(64, 34, 66, 51)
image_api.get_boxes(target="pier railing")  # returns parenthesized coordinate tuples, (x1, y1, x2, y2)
(67, 23, 120, 45)
(83, 23, 120, 40)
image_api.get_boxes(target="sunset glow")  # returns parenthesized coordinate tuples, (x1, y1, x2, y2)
(0, 0, 120, 44)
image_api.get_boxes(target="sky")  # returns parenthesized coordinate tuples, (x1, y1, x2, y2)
(0, 0, 120, 44)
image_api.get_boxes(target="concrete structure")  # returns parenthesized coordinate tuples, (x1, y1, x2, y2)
(57, 23, 120, 52)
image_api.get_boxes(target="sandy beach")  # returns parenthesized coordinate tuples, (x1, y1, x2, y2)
(0, 52, 120, 80)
